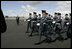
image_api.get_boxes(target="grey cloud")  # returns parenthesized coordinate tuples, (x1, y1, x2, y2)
(25, 1, 44, 6)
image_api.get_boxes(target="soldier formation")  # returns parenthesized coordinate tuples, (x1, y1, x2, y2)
(26, 10, 71, 45)
(1, 9, 71, 45)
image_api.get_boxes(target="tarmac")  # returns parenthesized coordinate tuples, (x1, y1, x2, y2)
(1, 20, 71, 48)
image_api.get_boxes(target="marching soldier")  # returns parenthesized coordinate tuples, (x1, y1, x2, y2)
(65, 13, 71, 40)
(29, 12, 38, 36)
(35, 14, 42, 33)
(26, 13, 32, 33)
(52, 13, 64, 42)
(35, 10, 51, 45)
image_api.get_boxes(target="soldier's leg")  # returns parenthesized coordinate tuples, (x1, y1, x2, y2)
(35, 26, 42, 45)
(52, 31, 56, 42)
(57, 30, 64, 40)
(29, 22, 32, 29)
(39, 27, 42, 42)
(29, 22, 34, 36)
(29, 22, 32, 32)
(66, 25, 71, 38)
(26, 22, 29, 33)
(64, 22, 67, 29)
(34, 22, 37, 32)
(32, 22, 34, 32)
(51, 24, 57, 42)
(35, 24, 39, 32)
(65, 24, 71, 40)
(43, 32, 52, 42)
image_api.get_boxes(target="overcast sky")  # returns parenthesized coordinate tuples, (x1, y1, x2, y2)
(1, 1, 71, 18)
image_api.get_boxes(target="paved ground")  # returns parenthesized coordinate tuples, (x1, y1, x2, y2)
(1, 20, 71, 48)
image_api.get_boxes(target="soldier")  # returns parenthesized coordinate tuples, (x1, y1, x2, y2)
(35, 10, 51, 45)
(53, 12, 58, 21)
(46, 13, 52, 28)
(38, 14, 41, 20)
(29, 12, 38, 36)
(0, 9, 7, 33)
(56, 13, 62, 28)
(63, 14, 70, 27)
(52, 13, 64, 42)
(16, 16, 20, 25)
(26, 13, 32, 33)
(68, 13, 71, 38)
(35, 14, 42, 33)
(64, 13, 71, 40)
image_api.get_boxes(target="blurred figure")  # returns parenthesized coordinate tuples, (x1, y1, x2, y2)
(16, 16, 20, 25)
(51, 15, 53, 20)
(38, 14, 41, 20)
(46, 13, 48, 17)
(0, 9, 7, 33)
(26, 13, 32, 33)
(48, 14, 51, 19)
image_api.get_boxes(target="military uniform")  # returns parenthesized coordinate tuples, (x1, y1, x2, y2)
(52, 13, 64, 41)
(65, 14, 71, 40)
(53, 16, 58, 21)
(29, 12, 38, 36)
(35, 10, 51, 45)
(64, 16, 70, 27)
(26, 16, 32, 33)
(36, 14, 42, 32)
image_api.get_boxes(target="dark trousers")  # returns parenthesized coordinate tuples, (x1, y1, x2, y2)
(17, 20, 19, 25)
(63, 22, 67, 27)
(38, 25, 50, 42)
(26, 22, 31, 32)
(31, 22, 36, 32)
(30, 22, 37, 35)
(66, 24, 71, 38)
(53, 24, 63, 40)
